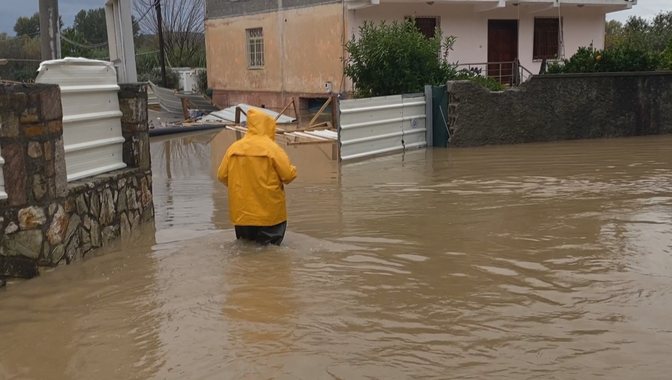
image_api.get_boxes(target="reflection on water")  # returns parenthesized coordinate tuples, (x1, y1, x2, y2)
(1, 133, 671, 379)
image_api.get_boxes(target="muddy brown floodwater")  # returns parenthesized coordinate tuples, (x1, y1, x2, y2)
(1, 132, 671, 379)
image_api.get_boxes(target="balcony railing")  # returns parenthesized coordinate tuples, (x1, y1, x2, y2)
(455, 59, 534, 87)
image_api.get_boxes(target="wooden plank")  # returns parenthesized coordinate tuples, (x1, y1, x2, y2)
(275, 98, 296, 121)
(308, 97, 332, 127)
(292, 97, 299, 122)
(235, 107, 247, 124)
(180, 97, 190, 120)
(286, 139, 337, 146)
(285, 122, 332, 133)
(331, 95, 339, 130)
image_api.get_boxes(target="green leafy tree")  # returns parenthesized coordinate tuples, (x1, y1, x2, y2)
(70, 8, 140, 45)
(661, 40, 672, 70)
(72, 8, 109, 45)
(605, 20, 623, 49)
(345, 21, 444, 97)
(0, 33, 41, 81)
(344, 20, 501, 97)
(13, 12, 64, 37)
(649, 12, 672, 52)
(14, 13, 40, 37)
(61, 7, 140, 58)
(605, 11, 672, 55)
(545, 44, 659, 73)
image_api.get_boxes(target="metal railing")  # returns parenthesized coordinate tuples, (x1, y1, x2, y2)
(455, 59, 534, 86)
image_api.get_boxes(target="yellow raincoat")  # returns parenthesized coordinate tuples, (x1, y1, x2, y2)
(217, 108, 297, 226)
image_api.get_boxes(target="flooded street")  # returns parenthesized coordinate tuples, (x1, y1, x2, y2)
(1, 133, 672, 379)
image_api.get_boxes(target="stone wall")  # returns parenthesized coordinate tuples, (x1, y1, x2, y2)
(447, 72, 672, 147)
(0, 82, 154, 278)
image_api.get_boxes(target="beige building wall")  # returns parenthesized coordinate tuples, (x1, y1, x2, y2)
(205, 3, 346, 110)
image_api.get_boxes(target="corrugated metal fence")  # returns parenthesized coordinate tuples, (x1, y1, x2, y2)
(36, 58, 126, 182)
(339, 93, 427, 161)
(0, 146, 6, 200)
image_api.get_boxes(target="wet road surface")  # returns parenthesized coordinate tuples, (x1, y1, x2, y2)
(1, 133, 671, 379)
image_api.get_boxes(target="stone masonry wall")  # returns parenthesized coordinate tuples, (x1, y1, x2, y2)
(447, 72, 672, 147)
(0, 82, 154, 279)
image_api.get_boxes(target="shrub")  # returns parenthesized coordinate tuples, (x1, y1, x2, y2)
(345, 20, 444, 97)
(559, 46, 600, 73)
(598, 46, 659, 72)
(660, 40, 672, 70)
(345, 21, 503, 96)
(544, 45, 659, 74)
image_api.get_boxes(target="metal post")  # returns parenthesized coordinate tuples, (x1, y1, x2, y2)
(155, 0, 168, 88)
(39, 0, 61, 60)
(424, 85, 433, 148)
(105, 0, 138, 83)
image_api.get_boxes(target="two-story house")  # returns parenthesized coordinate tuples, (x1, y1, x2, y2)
(204, 0, 636, 110)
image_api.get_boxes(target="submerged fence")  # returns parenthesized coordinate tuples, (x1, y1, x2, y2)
(339, 93, 427, 161)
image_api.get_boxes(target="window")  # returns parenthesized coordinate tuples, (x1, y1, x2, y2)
(405, 17, 439, 39)
(246, 28, 264, 68)
(533, 18, 560, 60)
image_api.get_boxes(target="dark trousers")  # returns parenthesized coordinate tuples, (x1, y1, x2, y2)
(234, 221, 287, 246)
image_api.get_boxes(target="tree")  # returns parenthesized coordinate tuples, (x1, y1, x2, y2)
(345, 21, 445, 97)
(649, 12, 672, 52)
(14, 13, 40, 37)
(0, 33, 41, 81)
(605, 20, 623, 49)
(72, 8, 109, 44)
(13, 12, 64, 37)
(60, 7, 139, 59)
(70, 8, 140, 45)
(344, 20, 502, 97)
(133, 0, 206, 68)
(605, 11, 672, 54)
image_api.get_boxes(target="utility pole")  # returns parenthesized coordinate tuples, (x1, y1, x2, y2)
(155, 0, 168, 87)
(39, 0, 61, 60)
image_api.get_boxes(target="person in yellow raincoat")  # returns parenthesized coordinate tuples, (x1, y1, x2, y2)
(217, 108, 297, 245)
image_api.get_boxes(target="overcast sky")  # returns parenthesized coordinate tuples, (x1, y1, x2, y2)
(0, 0, 671, 35)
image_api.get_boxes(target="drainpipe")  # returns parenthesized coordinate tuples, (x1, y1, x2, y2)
(279, 0, 286, 106)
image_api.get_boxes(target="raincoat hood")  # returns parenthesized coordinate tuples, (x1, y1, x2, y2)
(246, 108, 276, 138)
(217, 109, 297, 227)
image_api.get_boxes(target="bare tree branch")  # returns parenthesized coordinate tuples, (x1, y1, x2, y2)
(134, 0, 205, 67)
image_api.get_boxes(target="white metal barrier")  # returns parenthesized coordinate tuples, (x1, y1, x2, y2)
(339, 93, 427, 161)
(0, 146, 6, 200)
(36, 58, 126, 182)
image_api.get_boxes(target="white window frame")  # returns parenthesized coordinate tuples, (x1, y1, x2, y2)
(246, 28, 264, 69)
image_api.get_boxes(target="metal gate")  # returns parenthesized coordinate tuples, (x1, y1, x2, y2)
(36, 58, 126, 182)
(339, 93, 427, 161)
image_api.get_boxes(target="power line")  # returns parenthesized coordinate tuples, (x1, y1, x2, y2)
(60, 34, 108, 49)
(134, 0, 158, 27)
(0, 58, 42, 62)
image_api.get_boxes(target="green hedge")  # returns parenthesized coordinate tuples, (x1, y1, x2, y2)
(547, 45, 662, 74)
